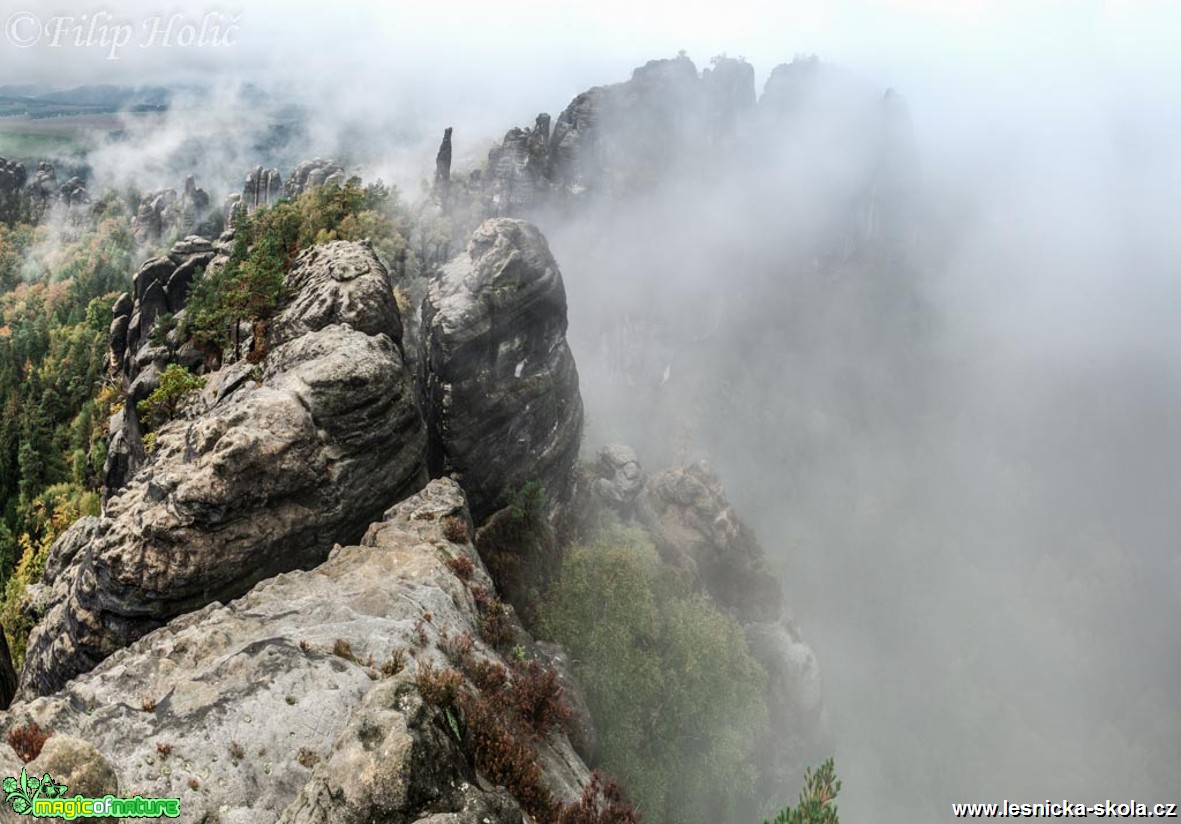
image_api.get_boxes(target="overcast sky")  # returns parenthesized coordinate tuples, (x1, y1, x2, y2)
(7, 1, 1180, 125)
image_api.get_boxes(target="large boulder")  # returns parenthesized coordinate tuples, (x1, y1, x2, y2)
(0, 480, 589, 824)
(20, 243, 428, 700)
(268, 241, 402, 345)
(421, 219, 583, 526)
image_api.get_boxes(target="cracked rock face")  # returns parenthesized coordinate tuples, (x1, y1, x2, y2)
(2, 480, 589, 824)
(20, 242, 428, 700)
(421, 219, 583, 525)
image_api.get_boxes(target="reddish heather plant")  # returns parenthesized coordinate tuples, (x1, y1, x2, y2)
(415, 661, 465, 709)
(6, 722, 50, 763)
(466, 657, 510, 693)
(462, 693, 556, 821)
(442, 515, 469, 543)
(555, 771, 641, 824)
(442, 630, 476, 664)
(511, 659, 573, 737)
(447, 554, 476, 581)
(479, 597, 515, 649)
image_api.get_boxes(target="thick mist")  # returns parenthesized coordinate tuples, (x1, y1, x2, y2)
(9, 2, 1181, 820)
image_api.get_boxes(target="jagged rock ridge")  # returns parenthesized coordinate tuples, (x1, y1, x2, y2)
(2, 480, 590, 823)
(19, 240, 428, 700)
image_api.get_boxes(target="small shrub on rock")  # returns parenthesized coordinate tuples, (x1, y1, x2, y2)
(6, 721, 50, 763)
(510, 659, 572, 737)
(447, 554, 475, 581)
(136, 364, 204, 431)
(479, 597, 514, 649)
(556, 771, 640, 824)
(415, 661, 464, 710)
(442, 515, 469, 543)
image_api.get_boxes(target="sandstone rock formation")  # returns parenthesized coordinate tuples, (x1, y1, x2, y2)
(470, 55, 759, 214)
(2, 480, 591, 823)
(225, 165, 284, 223)
(588, 444, 646, 518)
(421, 218, 583, 525)
(637, 461, 783, 623)
(0, 158, 89, 224)
(22, 241, 427, 699)
(286, 158, 346, 197)
(132, 175, 212, 244)
(0, 158, 26, 224)
(225, 159, 348, 223)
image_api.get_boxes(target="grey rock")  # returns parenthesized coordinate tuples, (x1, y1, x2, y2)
(421, 218, 583, 525)
(0, 157, 28, 223)
(435, 127, 453, 191)
(286, 159, 346, 198)
(636, 461, 783, 623)
(163, 254, 210, 313)
(168, 235, 214, 259)
(108, 314, 130, 372)
(268, 241, 401, 347)
(111, 291, 133, 319)
(133, 257, 176, 302)
(138, 281, 168, 338)
(590, 443, 645, 514)
(485, 115, 553, 215)
(19, 315, 427, 698)
(2, 480, 587, 823)
(59, 176, 89, 207)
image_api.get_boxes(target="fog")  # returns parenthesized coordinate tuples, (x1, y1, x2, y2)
(9, 0, 1181, 820)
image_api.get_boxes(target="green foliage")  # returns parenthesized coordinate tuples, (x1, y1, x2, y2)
(181, 203, 298, 360)
(0, 210, 136, 661)
(506, 480, 548, 523)
(148, 312, 176, 347)
(135, 364, 204, 431)
(0, 483, 100, 667)
(765, 760, 841, 824)
(537, 526, 769, 824)
(181, 178, 408, 361)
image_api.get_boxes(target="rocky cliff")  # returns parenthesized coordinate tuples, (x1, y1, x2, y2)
(2, 480, 591, 823)
(20, 239, 429, 700)
(421, 219, 583, 525)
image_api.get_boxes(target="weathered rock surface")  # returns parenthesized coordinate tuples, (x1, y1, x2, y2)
(23, 243, 428, 700)
(434, 126, 453, 200)
(1, 480, 591, 823)
(470, 55, 758, 214)
(637, 461, 783, 623)
(268, 241, 402, 346)
(589, 444, 646, 517)
(421, 219, 583, 525)
(132, 175, 212, 244)
(286, 158, 346, 197)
